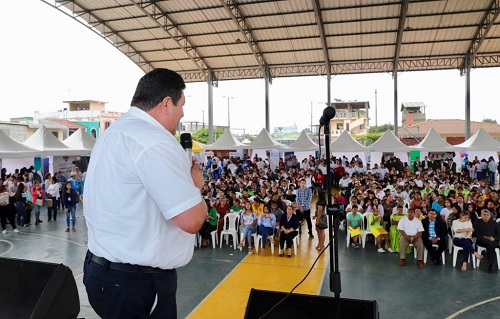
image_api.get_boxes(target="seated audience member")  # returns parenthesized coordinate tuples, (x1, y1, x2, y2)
(237, 202, 258, 254)
(368, 205, 392, 253)
(398, 208, 425, 268)
(390, 205, 406, 253)
(269, 200, 284, 227)
(439, 198, 454, 223)
(257, 206, 277, 256)
(346, 205, 363, 248)
(473, 209, 500, 272)
(452, 211, 484, 271)
(279, 205, 299, 258)
(446, 205, 461, 229)
(422, 209, 447, 265)
(199, 199, 218, 247)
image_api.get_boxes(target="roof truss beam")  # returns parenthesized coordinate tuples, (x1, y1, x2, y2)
(311, 0, 330, 73)
(219, 0, 266, 70)
(41, 0, 153, 72)
(393, 0, 409, 75)
(461, 0, 500, 73)
(130, 0, 209, 76)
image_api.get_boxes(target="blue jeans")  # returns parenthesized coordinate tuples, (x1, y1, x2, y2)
(66, 205, 76, 227)
(33, 203, 41, 221)
(15, 202, 27, 227)
(489, 171, 496, 186)
(453, 237, 475, 263)
(47, 198, 59, 221)
(258, 224, 274, 248)
(241, 225, 257, 245)
(83, 253, 177, 319)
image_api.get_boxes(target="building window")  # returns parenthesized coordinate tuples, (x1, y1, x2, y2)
(105, 122, 111, 129)
(91, 128, 97, 138)
(336, 123, 343, 130)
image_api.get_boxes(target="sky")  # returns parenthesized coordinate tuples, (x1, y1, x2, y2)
(1, 0, 500, 136)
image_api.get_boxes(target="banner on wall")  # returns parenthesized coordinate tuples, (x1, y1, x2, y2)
(53, 156, 77, 178)
(269, 150, 280, 170)
(409, 150, 420, 172)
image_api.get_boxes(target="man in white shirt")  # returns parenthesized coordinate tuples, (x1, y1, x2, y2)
(83, 69, 207, 319)
(398, 208, 425, 268)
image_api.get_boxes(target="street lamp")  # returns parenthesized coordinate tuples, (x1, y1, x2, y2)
(223, 96, 233, 129)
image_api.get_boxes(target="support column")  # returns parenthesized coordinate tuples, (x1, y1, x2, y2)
(393, 72, 399, 137)
(208, 69, 214, 143)
(264, 65, 271, 132)
(465, 53, 471, 139)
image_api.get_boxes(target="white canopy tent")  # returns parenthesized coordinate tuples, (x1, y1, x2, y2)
(367, 130, 410, 165)
(62, 128, 97, 156)
(281, 130, 319, 164)
(454, 128, 500, 162)
(203, 129, 245, 151)
(0, 129, 40, 174)
(248, 128, 284, 150)
(330, 130, 367, 163)
(23, 126, 82, 157)
(0, 129, 40, 159)
(247, 129, 284, 169)
(410, 128, 461, 166)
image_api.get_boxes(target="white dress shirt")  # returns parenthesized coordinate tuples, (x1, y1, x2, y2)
(84, 107, 201, 269)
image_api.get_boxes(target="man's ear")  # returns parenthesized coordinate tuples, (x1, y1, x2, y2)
(160, 96, 172, 114)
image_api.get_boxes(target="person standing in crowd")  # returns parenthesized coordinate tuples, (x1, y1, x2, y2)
(0, 185, 19, 234)
(31, 180, 44, 225)
(62, 181, 78, 232)
(83, 69, 206, 319)
(46, 176, 60, 221)
(296, 179, 313, 239)
(14, 183, 27, 228)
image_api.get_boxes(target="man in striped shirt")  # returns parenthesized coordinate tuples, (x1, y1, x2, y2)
(296, 179, 314, 239)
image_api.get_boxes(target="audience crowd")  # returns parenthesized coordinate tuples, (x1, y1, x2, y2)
(2, 152, 499, 271)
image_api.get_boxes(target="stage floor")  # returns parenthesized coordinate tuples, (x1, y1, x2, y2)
(1, 204, 498, 319)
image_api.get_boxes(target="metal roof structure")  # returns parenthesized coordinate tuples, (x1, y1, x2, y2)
(43, 0, 500, 83)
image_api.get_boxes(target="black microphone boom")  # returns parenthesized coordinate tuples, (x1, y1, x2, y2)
(319, 106, 336, 126)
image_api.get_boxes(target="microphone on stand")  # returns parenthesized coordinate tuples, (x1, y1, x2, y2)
(180, 133, 193, 159)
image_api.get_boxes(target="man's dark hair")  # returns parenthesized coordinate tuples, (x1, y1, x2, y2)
(131, 68, 186, 111)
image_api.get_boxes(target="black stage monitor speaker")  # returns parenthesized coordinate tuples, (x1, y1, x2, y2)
(244, 289, 378, 319)
(0, 257, 80, 319)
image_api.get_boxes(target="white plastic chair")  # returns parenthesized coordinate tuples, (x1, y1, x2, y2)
(423, 244, 446, 264)
(255, 234, 275, 254)
(447, 234, 453, 254)
(476, 245, 500, 269)
(360, 212, 371, 248)
(451, 231, 476, 268)
(219, 213, 240, 249)
(279, 228, 299, 255)
(240, 231, 258, 251)
(197, 213, 220, 249)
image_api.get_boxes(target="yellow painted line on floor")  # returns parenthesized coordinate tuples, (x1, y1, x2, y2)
(187, 235, 329, 319)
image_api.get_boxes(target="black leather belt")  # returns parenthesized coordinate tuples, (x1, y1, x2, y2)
(87, 251, 173, 274)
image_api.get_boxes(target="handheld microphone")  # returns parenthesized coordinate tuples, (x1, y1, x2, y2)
(180, 133, 193, 160)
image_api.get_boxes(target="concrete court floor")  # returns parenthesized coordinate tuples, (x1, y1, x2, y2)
(1, 204, 499, 319)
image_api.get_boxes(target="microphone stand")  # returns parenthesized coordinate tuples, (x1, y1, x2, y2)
(323, 118, 342, 318)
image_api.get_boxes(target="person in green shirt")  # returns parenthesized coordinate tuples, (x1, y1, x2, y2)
(230, 198, 244, 215)
(199, 199, 218, 248)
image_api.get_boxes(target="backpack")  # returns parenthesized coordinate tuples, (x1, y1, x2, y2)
(33, 171, 42, 183)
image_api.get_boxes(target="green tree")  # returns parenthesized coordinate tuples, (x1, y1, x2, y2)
(483, 118, 497, 124)
(192, 127, 224, 144)
(368, 124, 394, 133)
(354, 132, 382, 146)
